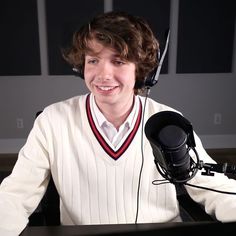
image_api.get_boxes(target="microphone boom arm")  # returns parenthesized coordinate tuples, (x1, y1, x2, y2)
(199, 161, 236, 176)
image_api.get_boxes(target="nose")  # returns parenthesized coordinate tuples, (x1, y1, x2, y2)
(96, 62, 113, 81)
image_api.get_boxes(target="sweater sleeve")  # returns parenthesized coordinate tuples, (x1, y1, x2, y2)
(0, 111, 51, 235)
(186, 133, 236, 222)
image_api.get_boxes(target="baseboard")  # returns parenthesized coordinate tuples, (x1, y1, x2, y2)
(0, 139, 26, 154)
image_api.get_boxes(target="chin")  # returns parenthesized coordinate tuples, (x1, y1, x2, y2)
(96, 95, 117, 104)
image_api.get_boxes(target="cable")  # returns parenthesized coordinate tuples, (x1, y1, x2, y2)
(184, 182, 236, 195)
(135, 88, 150, 224)
(152, 179, 171, 185)
(151, 177, 236, 195)
(134, 30, 170, 223)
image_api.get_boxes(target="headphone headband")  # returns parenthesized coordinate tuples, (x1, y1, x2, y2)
(143, 29, 170, 89)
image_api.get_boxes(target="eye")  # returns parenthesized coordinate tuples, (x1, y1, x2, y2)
(87, 58, 98, 64)
(113, 60, 125, 66)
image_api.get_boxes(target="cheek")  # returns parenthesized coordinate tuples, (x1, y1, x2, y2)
(84, 66, 94, 81)
(83, 69, 93, 89)
(120, 68, 136, 87)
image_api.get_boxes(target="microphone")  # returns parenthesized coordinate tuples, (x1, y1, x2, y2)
(145, 111, 199, 183)
(144, 111, 236, 184)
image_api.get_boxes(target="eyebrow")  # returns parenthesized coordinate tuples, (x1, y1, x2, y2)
(85, 51, 123, 59)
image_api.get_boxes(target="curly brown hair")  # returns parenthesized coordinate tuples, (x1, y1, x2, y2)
(62, 11, 159, 95)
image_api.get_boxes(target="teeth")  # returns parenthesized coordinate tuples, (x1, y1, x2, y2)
(98, 86, 114, 91)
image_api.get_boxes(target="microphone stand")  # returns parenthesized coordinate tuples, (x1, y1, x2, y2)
(173, 160, 236, 221)
(175, 182, 215, 221)
(198, 161, 236, 176)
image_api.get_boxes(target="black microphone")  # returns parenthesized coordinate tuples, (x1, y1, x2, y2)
(145, 111, 236, 184)
(155, 125, 192, 181)
(145, 111, 199, 183)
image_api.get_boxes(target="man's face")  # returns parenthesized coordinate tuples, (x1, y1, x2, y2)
(84, 39, 136, 109)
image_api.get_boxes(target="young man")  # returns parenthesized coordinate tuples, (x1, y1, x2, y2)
(1, 11, 236, 235)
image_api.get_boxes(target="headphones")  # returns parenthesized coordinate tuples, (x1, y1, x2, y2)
(72, 66, 84, 79)
(72, 30, 170, 90)
(142, 29, 170, 89)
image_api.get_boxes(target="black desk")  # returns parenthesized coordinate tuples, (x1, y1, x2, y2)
(20, 221, 236, 236)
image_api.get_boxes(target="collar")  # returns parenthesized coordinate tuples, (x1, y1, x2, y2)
(90, 93, 138, 130)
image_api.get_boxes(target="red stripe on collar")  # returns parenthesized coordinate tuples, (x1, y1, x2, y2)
(86, 94, 142, 160)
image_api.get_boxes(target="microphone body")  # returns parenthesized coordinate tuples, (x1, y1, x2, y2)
(145, 111, 236, 184)
(156, 125, 192, 182)
(145, 111, 198, 183)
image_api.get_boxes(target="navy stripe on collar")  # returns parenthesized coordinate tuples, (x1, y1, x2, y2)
(86, 94, 142, 160)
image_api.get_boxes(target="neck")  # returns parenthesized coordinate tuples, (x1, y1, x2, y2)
(95, 96, 135, 130)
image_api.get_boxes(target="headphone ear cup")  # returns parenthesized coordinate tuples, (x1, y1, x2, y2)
(134, 66, 158, 90)
(144, 48, 161, 88)
(134, 79, 145, 89)
(72, 67, 84, 79)
(144, 67, 158, 88)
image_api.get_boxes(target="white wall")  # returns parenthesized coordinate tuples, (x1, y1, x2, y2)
(0, 0, 235, 153)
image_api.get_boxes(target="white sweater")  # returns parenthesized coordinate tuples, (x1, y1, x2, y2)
(1, 94, 236, 235)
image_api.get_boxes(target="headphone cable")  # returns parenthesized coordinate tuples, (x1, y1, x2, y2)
(135, 87, 150, 224)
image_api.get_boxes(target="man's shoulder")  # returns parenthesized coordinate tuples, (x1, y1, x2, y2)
(48, 94, 87, 109)
(138, 95, 179, 113)
(41, 94, 89, 118)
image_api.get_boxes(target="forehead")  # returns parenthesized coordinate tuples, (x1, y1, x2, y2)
(86, 39, 119, 57)
(86, 39, 115, 54)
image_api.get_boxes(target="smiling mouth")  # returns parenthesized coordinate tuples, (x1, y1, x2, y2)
(97, 86, 117, 91)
